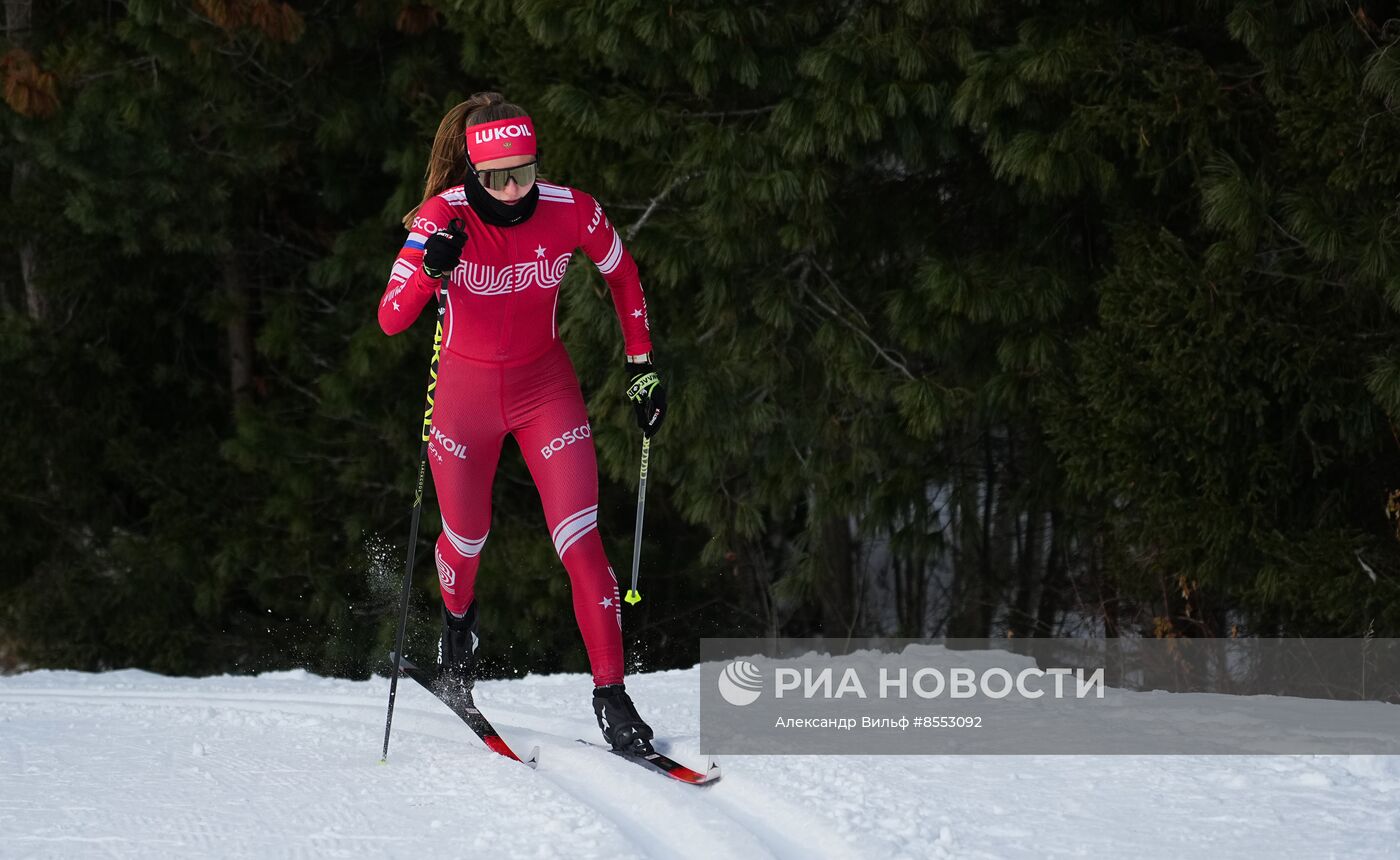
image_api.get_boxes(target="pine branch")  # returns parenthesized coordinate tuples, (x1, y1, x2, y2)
(1346, 2, 1383, 50)
(1264, 214, 1309, 249)
(798, 259, 917, 382)
(679, 105, 779, 119)
(213, 42, 296, 91)
(804, 254, 873, 330)
(1244, 266, 1350, 289)
(624, 172, 700, 241)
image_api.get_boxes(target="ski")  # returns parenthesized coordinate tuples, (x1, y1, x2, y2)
(390, 653, 539, 768)
(575, 739, 721, 786)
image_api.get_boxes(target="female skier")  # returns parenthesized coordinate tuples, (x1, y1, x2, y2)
(377, 92, 666, 754)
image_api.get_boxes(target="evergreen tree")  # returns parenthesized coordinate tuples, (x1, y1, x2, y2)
(5, 0, 1400, 678)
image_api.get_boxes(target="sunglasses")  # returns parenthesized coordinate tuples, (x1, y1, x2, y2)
(472, 160, 538, 192)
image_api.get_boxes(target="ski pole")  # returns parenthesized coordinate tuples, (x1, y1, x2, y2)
(380, 255, 455, 763)
(624, 435, 650, 605)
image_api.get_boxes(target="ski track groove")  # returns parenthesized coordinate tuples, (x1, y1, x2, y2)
(462, 694, 868, 860)
(529, 750, 739, 860)
(384, 685, 797, 860)
(693, 768, 867, 860)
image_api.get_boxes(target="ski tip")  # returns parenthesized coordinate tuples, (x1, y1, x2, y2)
(674, 760, 722, 786)
(483, 735, 539, 769)
(665, 753, 722, 786)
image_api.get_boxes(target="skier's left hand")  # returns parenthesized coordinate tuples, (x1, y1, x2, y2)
(625, 360, 666, 438)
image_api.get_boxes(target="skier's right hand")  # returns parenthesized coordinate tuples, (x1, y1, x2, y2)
(421, 220, 467, 279)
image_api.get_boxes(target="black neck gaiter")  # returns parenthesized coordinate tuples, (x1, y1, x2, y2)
(463, 169, 539, 227)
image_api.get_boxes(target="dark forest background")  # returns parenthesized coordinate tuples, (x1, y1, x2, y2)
(5, 0, 1400, 680)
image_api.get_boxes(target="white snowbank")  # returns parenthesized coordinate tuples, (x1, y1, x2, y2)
(1, 665, 1396, 858)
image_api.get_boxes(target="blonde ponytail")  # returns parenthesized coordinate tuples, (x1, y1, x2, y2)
(402, 91, 530, 228)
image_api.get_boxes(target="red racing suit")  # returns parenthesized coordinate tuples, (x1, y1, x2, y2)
(378, 181, 653, 687)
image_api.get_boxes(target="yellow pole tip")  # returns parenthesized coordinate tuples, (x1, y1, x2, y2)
(624, 590, 642, 605)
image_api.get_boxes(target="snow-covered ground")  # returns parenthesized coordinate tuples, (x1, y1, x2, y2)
(1, 664, 1397, 859)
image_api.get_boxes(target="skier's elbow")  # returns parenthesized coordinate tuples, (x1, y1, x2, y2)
(378, 307, 410, 336)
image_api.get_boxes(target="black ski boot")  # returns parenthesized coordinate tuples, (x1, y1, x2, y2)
(593, 684, 655, 754)
(435, 603, 479, 704)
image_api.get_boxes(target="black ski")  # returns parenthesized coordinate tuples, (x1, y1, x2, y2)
(391, 653, 539, 768)
(575, 739, 721, 786)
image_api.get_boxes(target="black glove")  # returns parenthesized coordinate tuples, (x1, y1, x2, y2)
(625, 361, 666, 438)
(421, 220, 467, 279)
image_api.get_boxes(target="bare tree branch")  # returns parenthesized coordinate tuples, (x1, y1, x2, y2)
(796, 261, 918, 382)
(624, 172, 700, 241)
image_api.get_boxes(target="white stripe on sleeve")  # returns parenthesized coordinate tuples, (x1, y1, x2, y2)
(597, 230, 624, 275)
